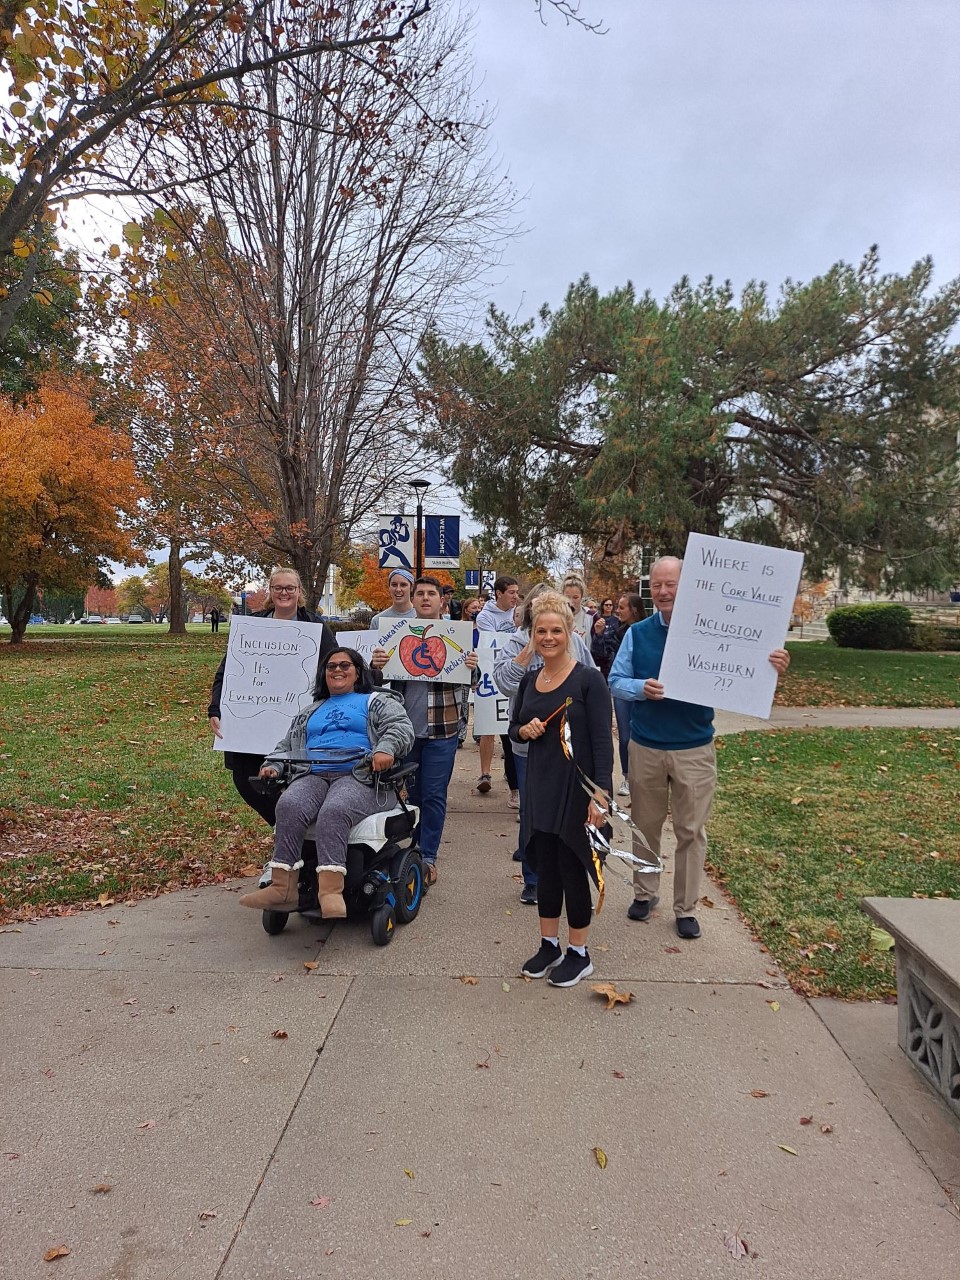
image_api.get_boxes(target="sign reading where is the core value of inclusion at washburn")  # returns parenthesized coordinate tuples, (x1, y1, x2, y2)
(214, 615, 328, 755)
(658, 533, 804, 719)
(378, 618, 474, 685)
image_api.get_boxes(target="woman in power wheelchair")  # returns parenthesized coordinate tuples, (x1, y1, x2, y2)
(239, 647, 415, 921)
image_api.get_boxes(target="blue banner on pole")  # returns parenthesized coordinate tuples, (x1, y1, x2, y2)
(424, 515, 460, 568)
(464, 569, 479, 589)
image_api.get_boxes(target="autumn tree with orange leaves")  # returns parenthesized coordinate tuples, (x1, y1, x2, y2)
(0, 376, 144, 643)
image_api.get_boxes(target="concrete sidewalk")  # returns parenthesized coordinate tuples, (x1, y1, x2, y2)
(3, 741, 959, 1279)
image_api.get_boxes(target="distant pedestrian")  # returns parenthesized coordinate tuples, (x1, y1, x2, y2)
(210, 607, 220, 634)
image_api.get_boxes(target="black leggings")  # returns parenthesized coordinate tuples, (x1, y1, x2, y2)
(228, 754, 277, 826)
(500, 735, 519, 791)
(530, 831, 593, 930)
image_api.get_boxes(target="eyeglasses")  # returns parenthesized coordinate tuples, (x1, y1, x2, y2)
(326, 661, 355, 672)
(272, 584, 297, 594)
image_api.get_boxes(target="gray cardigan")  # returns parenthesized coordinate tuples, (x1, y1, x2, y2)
(492, 630, 595, 757)
(263, 689, 414, 780)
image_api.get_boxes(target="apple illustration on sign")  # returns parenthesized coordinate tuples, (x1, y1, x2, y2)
(399, 624, 449, 677)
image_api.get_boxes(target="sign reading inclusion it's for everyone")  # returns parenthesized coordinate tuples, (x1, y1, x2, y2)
(658, 533, 804, 719)
(215, 615, 328, 755)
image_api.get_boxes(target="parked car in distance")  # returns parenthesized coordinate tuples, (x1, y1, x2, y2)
(126, 615, 145, 624)
(80, 615, 104, 624)
(105, 617, 122, 624)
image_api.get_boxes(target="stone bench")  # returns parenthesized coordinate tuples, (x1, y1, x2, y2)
(861, 897, 960, 1118)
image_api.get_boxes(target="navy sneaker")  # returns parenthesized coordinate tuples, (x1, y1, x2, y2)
(548, 948, 594, 988)
(519, 883, 537, 906)
(676, 916, 701, 940)
(627, 895, 659, 922)
(521, 939, 563, 978)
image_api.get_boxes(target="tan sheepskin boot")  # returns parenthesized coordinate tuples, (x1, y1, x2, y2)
(239, 863, 302, 911)
(317, 868, 347, 919)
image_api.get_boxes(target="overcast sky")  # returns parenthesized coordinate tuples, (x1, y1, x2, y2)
(467, 0, 960, 321)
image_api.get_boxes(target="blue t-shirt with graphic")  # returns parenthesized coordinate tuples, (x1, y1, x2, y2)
(305, 693, 370, 772)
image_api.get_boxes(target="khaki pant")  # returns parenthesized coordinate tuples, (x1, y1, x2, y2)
(628, 740, 717, 917)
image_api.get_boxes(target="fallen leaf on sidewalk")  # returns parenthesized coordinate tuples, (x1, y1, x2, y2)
(820, 1124, 833, 1135)
(476, 1057, 490, 1069)
(420, 1229, 432, 1238)
(592, 1147, 607, 1169)
(310, 1196, 332, 1208)
(43, 1245, 70, 1262)
(501, 982, 510, 992)
(700, 896, 715, 908)
(663, 946, 681, 954)
(767, 1000, 780, 1012)
(612, 1070, 626, 1079)
(95, 893, 114, 907)
(458, 976, 479, 985)
(137, 1119, 155, 1130)
(403, 1169, 415, 1180)
(778, 1144, 798, 1156)
(303, 961, 318, 971)
(590, 983, 634, 1010)
(723, 1232, 748, 1259)
(749, 1089, 770, 1098)
(198, 1210, 217, 1220)
(395, 1218, 413, 1227)
(90, 1184, 112, 1194)
(799, 1116, 812, 1125)
(271, 1030, 288, 1040)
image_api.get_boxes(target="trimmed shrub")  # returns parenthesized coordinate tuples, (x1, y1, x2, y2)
(909, 624, 960, 652)
(826, 603, 913, 649)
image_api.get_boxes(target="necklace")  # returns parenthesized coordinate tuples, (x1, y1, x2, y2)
(539, 660, 573, 687)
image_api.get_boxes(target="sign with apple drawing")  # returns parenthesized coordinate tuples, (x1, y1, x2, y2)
(378, 619, 474, 684)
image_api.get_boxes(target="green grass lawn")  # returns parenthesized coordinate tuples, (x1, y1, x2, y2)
(0, 628, 268, 921)
(710, 727, 960, 999)
(776, 642, 959, 707)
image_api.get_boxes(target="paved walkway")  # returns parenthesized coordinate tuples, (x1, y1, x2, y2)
(2, 722, 959, 1279)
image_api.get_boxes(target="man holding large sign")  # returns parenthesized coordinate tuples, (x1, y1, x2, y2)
(609, 545, 791, 940)
(371, 576, 477, 886)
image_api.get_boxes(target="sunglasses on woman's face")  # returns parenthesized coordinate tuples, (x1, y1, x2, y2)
(326, 661, 354, 673)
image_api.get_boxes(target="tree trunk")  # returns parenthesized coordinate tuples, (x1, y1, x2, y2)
(7, 576, 38, 645)
(167, 540, 186, 635)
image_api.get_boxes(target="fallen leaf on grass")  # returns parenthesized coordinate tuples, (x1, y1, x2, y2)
(90, 1184, 112, 1194)
(778, 1144, 798, 1156)
(590, 982, 634, 1010)
(749, 1089, 770, 1098)
(870, 927, 895, 953)
(592, 1146, 607, 1169)
(95, 893, 115, 907)
(137, 1119, 155, 1130)
(310, 1196, 332, 1208)
(723, 1232, 748, 1259)
(239, 864, 262, 878)
(43, 1245, 71, 1262)
(458, 976, 479, 985)
(271, 1030, 288, 1040)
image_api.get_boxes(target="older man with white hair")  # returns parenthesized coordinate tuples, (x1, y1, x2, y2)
(609, 555, 789, 939)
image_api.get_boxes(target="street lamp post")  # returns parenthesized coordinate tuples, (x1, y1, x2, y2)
(410, 479, 429, 579)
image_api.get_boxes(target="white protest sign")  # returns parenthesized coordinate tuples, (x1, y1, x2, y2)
(658, 533, 803, 719)
(336, 628, 378, 665)
(473, 633, 511, 734)
(214, 615, 326, 754)
(378, 618, 474, 684)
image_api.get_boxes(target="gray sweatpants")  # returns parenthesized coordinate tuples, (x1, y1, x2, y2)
(272, 772, 391, 872)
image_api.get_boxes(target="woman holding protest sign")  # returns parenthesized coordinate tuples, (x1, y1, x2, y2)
(207, 567, 337, 825)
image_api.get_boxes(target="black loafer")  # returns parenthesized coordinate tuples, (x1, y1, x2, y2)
(627, 895, 658, 922)
(676, 916, 701, 940)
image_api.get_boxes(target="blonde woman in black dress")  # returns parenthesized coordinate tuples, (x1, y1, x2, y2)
(510, 592, 614, 987)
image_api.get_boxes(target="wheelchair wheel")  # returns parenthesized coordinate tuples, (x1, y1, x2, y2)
(262, 910, 289, 936)
(370, 903, 396, 947)
(395, 850, 424, 924)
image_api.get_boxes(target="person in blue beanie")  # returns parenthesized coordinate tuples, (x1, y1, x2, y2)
(609, 556, 790, 940)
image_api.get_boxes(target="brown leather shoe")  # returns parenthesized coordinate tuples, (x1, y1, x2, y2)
(423, 862, 438, 887)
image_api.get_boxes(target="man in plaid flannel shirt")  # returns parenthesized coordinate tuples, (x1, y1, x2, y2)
(372, 577, 477, 886)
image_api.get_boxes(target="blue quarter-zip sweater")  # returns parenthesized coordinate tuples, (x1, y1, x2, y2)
(608, 614, 714, 750)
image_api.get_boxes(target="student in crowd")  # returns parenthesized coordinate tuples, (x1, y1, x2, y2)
(609, 592, 645, 795)
(475, 576, 521, 800)
(493, 583, 595, 906)
(442, 585, 463, 620)
(371, 576, 477, 886)
(238, 648, 414, 915)
(511, 593, 613, 987)
(589, 597, 620, 678)
(208, 568, 337, 825)
(371, 568, 417, 631)
(609, 557, 789, 938)
(560, 573, 590, 640)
